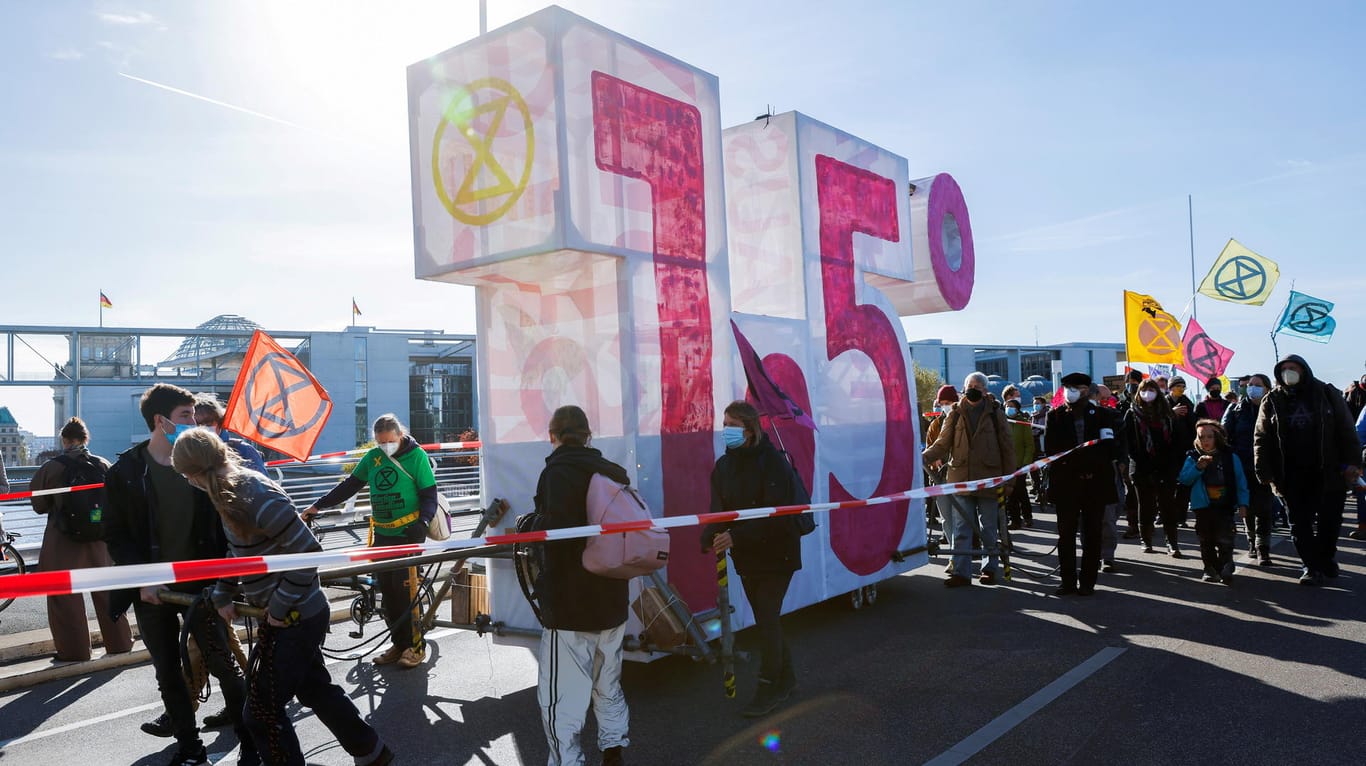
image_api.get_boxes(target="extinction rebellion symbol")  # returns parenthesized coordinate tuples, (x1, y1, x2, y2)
(243, 352, 331, 439)
(1212, 256, 1268, 302)
(1185, 334, 1223, 378)
(1287, 301, 1332, 334)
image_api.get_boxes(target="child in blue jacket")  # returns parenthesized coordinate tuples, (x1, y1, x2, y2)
(1179, 420, 1249, 584)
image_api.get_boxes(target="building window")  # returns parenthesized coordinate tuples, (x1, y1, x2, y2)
(408, 359, 475, 444)
(1021, 352, 1058, 380)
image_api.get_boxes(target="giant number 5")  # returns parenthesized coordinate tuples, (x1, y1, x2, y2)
(592, 73, 718, 609)
(816, 155, 914, 576)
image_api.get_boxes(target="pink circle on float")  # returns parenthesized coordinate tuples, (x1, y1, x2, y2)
(925, 173, 974, 310)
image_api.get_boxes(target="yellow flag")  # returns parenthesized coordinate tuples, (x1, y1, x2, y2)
(1197, 239, 1279, 305)
(1124, 291, 1184, 365)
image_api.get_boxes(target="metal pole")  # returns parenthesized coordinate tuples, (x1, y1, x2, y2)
(479, 0, 487, 34)
(1188, 195, 1197, 320)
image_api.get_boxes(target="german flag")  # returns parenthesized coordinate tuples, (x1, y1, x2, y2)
(99, 291, 113, 309)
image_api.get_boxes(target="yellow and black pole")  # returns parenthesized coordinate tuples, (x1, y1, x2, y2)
(715, 550, 736, 698)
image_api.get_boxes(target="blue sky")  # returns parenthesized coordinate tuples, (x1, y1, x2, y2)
(2, 1, 1364, 435)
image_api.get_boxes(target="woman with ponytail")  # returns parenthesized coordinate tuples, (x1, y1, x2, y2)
(172, 428, 392, 766)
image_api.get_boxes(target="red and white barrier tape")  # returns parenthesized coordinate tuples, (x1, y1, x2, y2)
(0, 439, 1103, 600)
(924, 411, 1045, 430)
(0, 441, 486, 501)
(264, 440, 482, 467)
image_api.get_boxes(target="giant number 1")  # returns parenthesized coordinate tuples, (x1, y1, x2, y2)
(591, 72, 718, 609)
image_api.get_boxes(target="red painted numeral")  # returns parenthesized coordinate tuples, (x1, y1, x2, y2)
(816, 155, 914, 576)
(592, 73, 716, 609)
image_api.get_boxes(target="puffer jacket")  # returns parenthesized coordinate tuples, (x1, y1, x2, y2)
(1254, 354, 1362, 488)
(921, 397, 1016, 498)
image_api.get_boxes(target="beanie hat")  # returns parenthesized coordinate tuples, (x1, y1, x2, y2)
(935, 385, 959, 403)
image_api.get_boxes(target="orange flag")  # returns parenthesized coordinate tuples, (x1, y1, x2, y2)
(222, 330, 333, 462)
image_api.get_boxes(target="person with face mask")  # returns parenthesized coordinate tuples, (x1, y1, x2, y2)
(1044, 372, 1124, 595)
(1114, 370, 1146, 540)
(304, 414, 437, 669)
(1003, 398, 1036, 529)
(923, 386, 960, 532)
(1221, 374, 1277, 564)
(1179, 421, 1249, 584)
(704, 400, 804, 718)
(1354, 400, 1366, 541)
(1195, 376, 1230, 423)
(1254, 356, 1363, 586)
(173, 428, 394, 766)
(1166, 377, 1198, 531)
(103, 384, 255, 766)
(1122, 379, 1185, 557)
(1346, 374, 1366, 420)
(922, 372, 1017, 587)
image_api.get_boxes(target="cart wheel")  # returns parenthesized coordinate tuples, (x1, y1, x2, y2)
(849, 588, 864, 610)
(862, 583, 878, 605)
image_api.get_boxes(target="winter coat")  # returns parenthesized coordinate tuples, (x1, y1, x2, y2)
(1122, 405, 1183, 479)
(921, 397, 1016, 498)
(1220, 395, 1262, 469)
(1195, 398, 1229, 423)
(1178, 449, 1249, 511)
(1254, 354, 1362, 489)
(1044, 401, 1123, 506)
(1007, 414, 1036, 468)
(102, 441, 228, 621)
(533, 444, 631, 632)
(702, 434, 803, 577)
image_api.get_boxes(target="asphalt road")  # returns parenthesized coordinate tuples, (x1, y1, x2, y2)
(2, 518, 1364, 765)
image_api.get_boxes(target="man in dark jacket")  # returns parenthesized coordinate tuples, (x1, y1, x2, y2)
(1114, 369, 1145, 538)
(103, 384, 253, 766)
(533, 405, 630, 766)
(1254, 355, 1362, 586)
(1167, 376, 1198, 529)
(1045, 372, 1125, 596)
(1221, 373, 1275, 565)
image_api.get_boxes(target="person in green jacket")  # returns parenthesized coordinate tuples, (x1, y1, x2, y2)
(304, 414, 437, 669)
(1003, 397, 1036, 529)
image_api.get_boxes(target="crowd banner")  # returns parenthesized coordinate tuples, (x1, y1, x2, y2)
(1177, 317, 1234, 381)
(1273, 290, 1336, 344)
(1198, 239, 1279, 306)
(0, 440, 1100, 602)
(1123, 290, 1184, 366)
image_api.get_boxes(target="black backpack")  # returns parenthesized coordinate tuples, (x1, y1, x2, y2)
(52, 454, 108, 542)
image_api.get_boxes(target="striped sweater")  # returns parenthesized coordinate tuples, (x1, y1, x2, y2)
(210, 471, 328, 622)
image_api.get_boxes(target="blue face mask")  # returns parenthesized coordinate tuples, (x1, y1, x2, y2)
(1247, 385, 1265, 400)
(1005, 407, 1020, 417)
(164, 421, 195, 445)
(722, 426, 747, 449)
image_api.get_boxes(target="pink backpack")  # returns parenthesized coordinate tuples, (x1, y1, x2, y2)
(582, 472, 670, 578)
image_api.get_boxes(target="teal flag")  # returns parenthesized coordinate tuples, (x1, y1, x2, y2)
(1274, 290, 1336, 344)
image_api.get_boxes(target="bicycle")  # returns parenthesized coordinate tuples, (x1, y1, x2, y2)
(0, 512, 27, 614)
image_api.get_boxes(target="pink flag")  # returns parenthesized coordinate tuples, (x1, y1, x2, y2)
(730, 320, 818, 430)
(1178, 317, 1235, 382)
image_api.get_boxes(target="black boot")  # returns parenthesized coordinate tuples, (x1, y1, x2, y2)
(602, 745, 625, 766)
(777, 647, 796, 700)
(741, 678, 783, 718)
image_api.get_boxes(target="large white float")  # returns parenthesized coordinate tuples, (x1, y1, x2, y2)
(407, 5, 975, 648)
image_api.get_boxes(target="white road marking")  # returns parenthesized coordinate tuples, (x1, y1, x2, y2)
(923, 646, 1126, 766)
(0, 628, 460, 749)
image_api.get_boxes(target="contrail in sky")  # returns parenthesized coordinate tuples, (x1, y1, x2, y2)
(117, 72, 374, 146)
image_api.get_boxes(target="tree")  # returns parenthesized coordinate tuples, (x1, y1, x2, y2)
(913, 363, 943, 417)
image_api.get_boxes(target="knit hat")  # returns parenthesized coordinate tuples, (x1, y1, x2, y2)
(935, 385, 959, 403)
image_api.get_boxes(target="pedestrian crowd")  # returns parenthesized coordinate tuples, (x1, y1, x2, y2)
(921, 353, 1364, 595)
(19, 350, 1366, 765)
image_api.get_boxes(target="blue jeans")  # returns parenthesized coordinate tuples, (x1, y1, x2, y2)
(950, 494, 1000, 576)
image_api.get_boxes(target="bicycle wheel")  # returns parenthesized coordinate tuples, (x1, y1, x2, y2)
(0, 542, 26, 613)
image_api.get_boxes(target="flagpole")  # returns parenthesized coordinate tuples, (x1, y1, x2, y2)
(1188, 195, 1197, 321)
(1270, 286, 1293, 362)
(99, 290, 103, 329)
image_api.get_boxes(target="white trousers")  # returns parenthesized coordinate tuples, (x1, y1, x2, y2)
(538, 622, 630, 766)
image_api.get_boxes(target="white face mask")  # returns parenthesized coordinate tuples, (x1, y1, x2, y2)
(1064, 387, 1082, 404)
(1139, 390, 1158, 403)
(1281, 369, 1301, 387)
(379, 441, 399, 456)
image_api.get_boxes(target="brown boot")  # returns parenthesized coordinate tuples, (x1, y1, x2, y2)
(372, 645, 405, 666)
